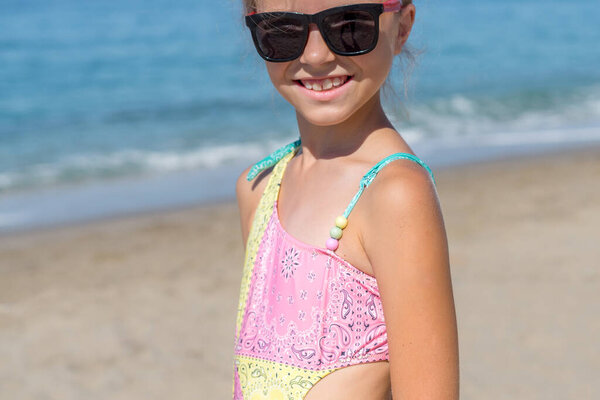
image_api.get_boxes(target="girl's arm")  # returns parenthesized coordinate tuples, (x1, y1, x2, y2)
(362, 161, 459, 400)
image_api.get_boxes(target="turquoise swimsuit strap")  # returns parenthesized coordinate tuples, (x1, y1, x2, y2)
(342, 153, 435, 219)
(246, 139, 435, 220)
(247, 139, 301, 181)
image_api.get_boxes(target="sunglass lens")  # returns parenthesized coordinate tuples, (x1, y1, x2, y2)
(255, 16, 306, 60)
(323, 11, 376, 54)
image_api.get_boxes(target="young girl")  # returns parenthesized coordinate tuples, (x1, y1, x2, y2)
(232, 0, 459, 398)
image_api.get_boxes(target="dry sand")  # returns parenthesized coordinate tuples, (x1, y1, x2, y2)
(1, 146, 599, 399)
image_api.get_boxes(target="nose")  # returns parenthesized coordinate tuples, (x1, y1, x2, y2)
(298, 24, 336, 65)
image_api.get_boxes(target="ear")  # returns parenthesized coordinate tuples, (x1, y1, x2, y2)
(394, 4, 416, 56)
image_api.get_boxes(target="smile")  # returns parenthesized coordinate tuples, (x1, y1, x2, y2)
(295, 76, 352, 92)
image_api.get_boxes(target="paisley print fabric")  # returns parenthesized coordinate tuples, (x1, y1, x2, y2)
(232, 149, 390, 399)
(232, 144, 435, 399)
(234, 151, 296, 341)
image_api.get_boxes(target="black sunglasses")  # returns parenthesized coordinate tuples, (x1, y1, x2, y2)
(245, 0, 407, 62)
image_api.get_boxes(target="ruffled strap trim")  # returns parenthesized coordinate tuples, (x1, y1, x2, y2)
(246, 139, 302, 181)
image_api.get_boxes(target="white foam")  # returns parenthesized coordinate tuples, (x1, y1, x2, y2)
(0, 138, 297, 193)
(2, 87, 600, 195)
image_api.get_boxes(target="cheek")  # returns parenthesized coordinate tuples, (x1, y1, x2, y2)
(374, 30, 397, 61)
(377, 15, 401, 57)
(264, 62, 298, 103)
(265, 62, 288, 85)
(367, 34, 396, 81)
(358, 44, 394, 85)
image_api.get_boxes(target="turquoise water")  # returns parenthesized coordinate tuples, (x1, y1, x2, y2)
(1, 0, 599, 229)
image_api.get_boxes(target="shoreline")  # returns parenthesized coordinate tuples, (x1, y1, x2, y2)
(1, 136, 600, 236)
(1, 144, 599, 399)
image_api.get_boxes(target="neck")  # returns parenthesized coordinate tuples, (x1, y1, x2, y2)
(295, 92, 394, 163)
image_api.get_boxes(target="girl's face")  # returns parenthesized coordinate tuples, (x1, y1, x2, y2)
(255, 0, 414, 127)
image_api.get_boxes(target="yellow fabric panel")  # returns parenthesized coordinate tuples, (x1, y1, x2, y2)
(236, 354, 335, 400)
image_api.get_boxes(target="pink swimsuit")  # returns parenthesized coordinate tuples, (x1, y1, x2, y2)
(232, 141, 434, 399)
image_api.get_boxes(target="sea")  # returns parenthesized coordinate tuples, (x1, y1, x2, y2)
(1, 0, 599, 232)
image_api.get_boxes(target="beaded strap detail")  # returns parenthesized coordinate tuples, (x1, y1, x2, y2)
(325, 153, 435, 251)
(245, 139, 435, 252)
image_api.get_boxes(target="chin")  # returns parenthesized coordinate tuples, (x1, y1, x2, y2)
(296, 107, 354, 127)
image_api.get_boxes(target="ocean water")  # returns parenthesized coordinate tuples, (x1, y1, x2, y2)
(1, 0, 599, 230)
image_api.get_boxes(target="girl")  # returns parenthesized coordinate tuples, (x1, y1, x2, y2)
(232, 0, 459, 399)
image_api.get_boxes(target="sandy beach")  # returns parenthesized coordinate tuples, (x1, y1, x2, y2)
(1, 146, 599, 400)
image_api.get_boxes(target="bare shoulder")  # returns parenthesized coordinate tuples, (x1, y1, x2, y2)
(236, 164, 274, 245)
(361, 158, 441, 230)
(358, 158, 458, 398)
(358, 156, 448, 277)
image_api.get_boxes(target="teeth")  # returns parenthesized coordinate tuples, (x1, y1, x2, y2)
(300, 76, 348, 92)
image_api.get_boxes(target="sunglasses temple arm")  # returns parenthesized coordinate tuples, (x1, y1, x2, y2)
(383, 0, 406, 12)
